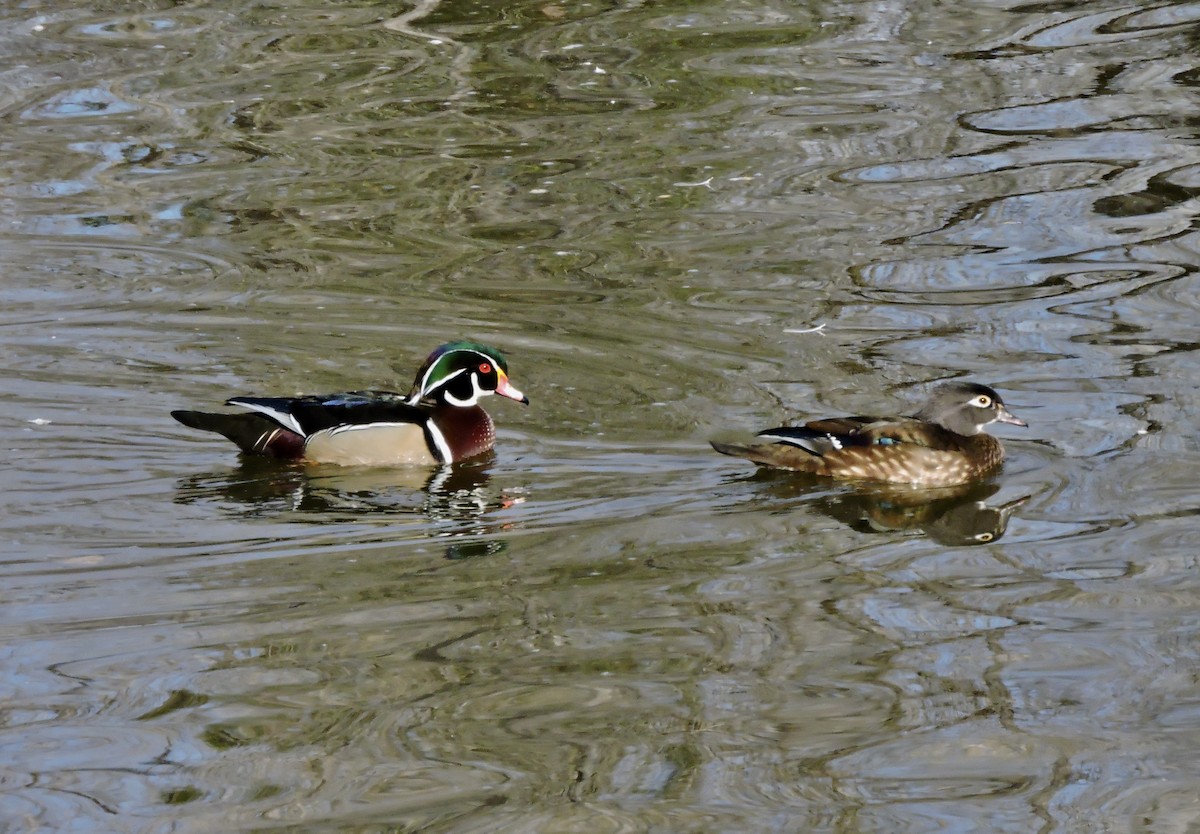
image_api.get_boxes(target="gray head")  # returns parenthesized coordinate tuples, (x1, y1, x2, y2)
(915, 382, 1026, 436)
(927, 494, 1029, 546)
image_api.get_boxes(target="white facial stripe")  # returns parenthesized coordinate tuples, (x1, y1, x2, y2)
(416, 350, 493, 398)
(411, 366, 468, 405)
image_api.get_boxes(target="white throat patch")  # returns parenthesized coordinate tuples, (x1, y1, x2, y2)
(442, 372, 488, 408)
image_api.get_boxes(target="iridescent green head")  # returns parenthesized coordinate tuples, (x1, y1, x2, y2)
(408, 341, 528, 408)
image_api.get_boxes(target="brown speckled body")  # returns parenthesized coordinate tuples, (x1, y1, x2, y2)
(712, 381, 1025, 488)
(808, 432, 1003, 487)
(713, 429, 1005, 488)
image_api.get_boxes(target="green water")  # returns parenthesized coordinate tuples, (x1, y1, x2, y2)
(2, 0, 1199, 830)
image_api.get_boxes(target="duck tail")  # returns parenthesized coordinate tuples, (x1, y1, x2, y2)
(710, 440, 823, 473)
(171, 410, 305, 459)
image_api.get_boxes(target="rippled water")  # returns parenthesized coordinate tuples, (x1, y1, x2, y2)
(3, 0, 1200, 830)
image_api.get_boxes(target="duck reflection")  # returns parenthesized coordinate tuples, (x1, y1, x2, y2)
(175, 455, 516, 557)
(744, 471, 1026, 545)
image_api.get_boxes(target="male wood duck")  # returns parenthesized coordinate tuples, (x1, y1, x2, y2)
(172, 341, 528, 466)
(711, 381, 1026, 488)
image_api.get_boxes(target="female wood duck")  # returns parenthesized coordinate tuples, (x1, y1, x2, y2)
(172, 341, 528, 466)
(816, 484, 1028, 545)
(711, 381, 1026, 488)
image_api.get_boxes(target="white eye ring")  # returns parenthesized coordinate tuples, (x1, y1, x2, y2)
(970, 395, 993, 408)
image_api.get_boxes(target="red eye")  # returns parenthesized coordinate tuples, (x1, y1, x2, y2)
(479, 363, 492, 374)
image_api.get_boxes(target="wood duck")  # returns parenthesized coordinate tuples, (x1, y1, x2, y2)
(816, 483, 1029, 544)
(711, 381, 1026, 488)
(172, 341, 528, 466)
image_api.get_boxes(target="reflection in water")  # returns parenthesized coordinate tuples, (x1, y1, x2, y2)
(741, 470, 1027, 545)
(817, 483, 1028, 546)
(7, 0, 1200, 829)
(175, 456, 516, 556)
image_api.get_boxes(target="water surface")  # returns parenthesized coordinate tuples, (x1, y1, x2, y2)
(2, 0, 1200, 831)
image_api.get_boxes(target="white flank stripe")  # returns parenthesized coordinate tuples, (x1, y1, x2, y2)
(233, 401, 304, 435)
(417, 364, 471, 401)
(327, 422, 410, 437)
